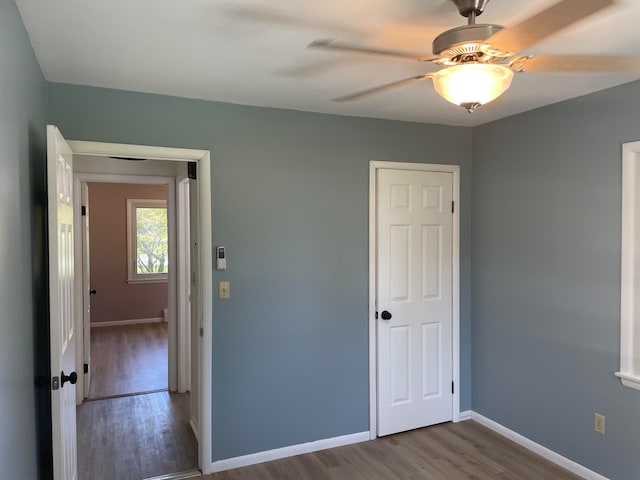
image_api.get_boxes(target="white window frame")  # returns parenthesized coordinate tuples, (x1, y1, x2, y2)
(126, 198, 169, 284)
(617, 141, 640, 390)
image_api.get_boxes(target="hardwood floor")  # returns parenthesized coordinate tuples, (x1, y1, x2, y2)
(77, 391, 198, 480)
(203, 421, 583, 480)
(90, 322, 168, 398)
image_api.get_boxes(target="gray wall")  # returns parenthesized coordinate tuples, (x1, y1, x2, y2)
(0, 0, 48, 477)
(47, 84, 473, 460)
(472, 80, 640, 479)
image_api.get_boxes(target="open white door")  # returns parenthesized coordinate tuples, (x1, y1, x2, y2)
(177, 177, 191, 393)
(377, 168, 454, 436)
(47, 125, 78, 480)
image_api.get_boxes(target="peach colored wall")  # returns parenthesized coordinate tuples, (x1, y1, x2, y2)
(88, 182, 168, 324)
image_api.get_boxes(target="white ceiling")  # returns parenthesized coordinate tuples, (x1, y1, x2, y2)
(15, 0, 640, 127)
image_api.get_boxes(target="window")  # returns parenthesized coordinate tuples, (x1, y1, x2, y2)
(127, 199, 168, 283)
(618, 141, 640, 390)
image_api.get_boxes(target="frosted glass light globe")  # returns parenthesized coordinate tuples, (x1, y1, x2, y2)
(432, 64, 514, 112)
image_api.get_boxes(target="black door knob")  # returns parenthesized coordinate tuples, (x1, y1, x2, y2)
(89, 289, 97, 295)
(61, 371, 77, 387)
(381, 310, 392, 320)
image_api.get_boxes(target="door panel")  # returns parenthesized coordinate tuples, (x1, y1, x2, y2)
(377, 168, 453, 436)
(421, 225, 441, 299)
(421, 323, 441, 397)
(389, 225, 410, 302)
(389, 325, 411, 404)
(48, 125, 78, 480)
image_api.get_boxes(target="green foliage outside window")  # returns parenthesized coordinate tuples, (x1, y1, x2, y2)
(136, 207, 168, 274)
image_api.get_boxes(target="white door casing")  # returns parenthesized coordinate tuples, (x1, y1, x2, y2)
(372, 162, 459, 437)
(47, 125, 78, 480)
(189, 176, 201, 435)
(81, 183, 91, 399)
(68, 140, 213, 472)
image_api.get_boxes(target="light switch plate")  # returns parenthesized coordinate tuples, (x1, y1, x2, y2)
(218, 281, 230, 300)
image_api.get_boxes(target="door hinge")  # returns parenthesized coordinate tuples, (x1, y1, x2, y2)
(452, 381, 455, 394)
(188, 162, 197, 180)
(199, 327, 204, 337)
(81, 205, 87, 216)
(83, 363, 89, 374)
(375, 311, 378, 319)
(451, 201, 455, 214)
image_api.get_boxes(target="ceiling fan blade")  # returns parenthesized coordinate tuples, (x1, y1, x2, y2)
(334, 74, 434, 102)
(309, 39, 440, 63)
(485, 0, 616, 55)
(518, 54, 640, 73)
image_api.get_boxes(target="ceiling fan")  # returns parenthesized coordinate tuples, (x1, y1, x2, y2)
(309, 0, 640, 112)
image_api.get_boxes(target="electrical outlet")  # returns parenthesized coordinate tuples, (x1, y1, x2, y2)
(594, 413, 605, 434)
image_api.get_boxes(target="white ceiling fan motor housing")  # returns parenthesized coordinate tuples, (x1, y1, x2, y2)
(432, 24, 504, 60)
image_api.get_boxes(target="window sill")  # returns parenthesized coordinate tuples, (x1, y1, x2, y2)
(127, 278, 168, 285)
(615, 371, 640, 391)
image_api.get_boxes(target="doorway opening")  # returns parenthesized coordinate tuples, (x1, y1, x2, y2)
(67, 142, 213, 478)
(84, 181, 170, 401)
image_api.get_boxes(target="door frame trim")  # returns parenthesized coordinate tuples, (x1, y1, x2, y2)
(368, 161, 460, 439)
(68, 140, 213, 473)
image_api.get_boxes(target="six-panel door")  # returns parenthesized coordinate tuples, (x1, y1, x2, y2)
(377, 168, 454, 436)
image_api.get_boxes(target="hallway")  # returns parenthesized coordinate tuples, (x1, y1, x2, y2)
(89, 323, 168, 399)
(77, 391, 197, 480)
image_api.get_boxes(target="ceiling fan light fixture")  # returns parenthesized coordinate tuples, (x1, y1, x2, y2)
(432, 63, 513, 112)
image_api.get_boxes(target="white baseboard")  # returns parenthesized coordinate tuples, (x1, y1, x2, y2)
(90, 317, 164, 327)
(458, 410, 472, 421)
(189, 417, 199, 442)
(471, 412, 609, 480)
(142, 469, 201, 480)
(205, 431, 371, 474)
(203, 413, 607, 478)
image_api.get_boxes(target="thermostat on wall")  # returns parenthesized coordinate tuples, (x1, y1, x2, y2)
(216, 246, 227, 270)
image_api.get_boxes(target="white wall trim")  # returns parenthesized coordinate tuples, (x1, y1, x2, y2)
(197, 152, 214, 474)
(618, 141, 640, 390)
(458, 410, 472, 421)
(368, 161, 461, 438)
(202, 411, 606, 478)
(68, 140, 207, 162)
(70, 141, 213, 474)
(190, 418, 200, 442)
(470, 412, 609, 480)
(614, 371, 640, 391)
(207, 431, 370, 473)
(90, 318, 164, 327)
(125, 198, 169, 284)
(368, 164, 377, 440)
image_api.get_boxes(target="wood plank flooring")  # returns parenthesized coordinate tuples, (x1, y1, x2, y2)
(203, 420, 583, 480)
(77, 391, 198, 480)
(90, 323, 168, 398)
